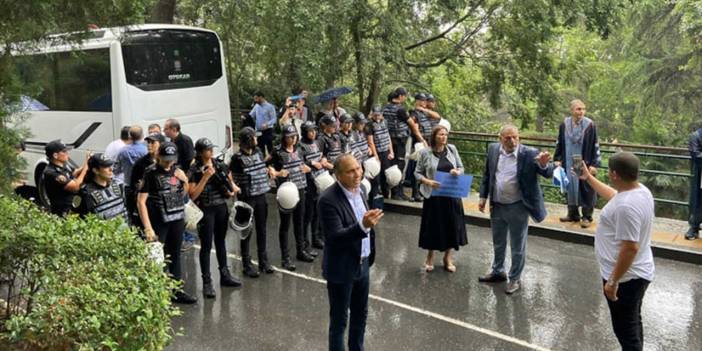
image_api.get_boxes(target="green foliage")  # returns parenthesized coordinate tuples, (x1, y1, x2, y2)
(0, 197, 179, 350)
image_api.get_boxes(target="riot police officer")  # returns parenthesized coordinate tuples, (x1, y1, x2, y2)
(188, 138, 242, 298)
(129, 133, 165, 227)
(338, 113, 355, 154)
(76, 153, 128, 222)
(299, 121, 329, 250)
(319, 114, 343, 169)
(382, 87, 411, 200)
(230, 127, 274, 278)
(269, 125, 315, 271)
(42, 140, 89, 216)
(137, 141, 197, 304)
(366, 106, 394, 200)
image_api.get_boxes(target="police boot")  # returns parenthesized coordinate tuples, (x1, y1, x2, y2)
(258, 252, 275, 274)
(202, 275, 216, 299)
(242, 256, 260, 278)
(219, 266, 242, 287)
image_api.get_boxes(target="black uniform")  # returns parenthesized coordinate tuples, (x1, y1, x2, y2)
(366, 119, 393, 199)
(270, 145, 311, 264)
(230, 148, 272, 270)
(127, 154, 155, 227)
(411, 109, 433, 143)
(140, 164, 186, 281)
(383, 102, 410, 197)
(299, 138, 327, 248)
(339, 130, 354, 155)
(188, 159, 233, 282)
(42, 162, 76, 216)
(320, 132, 343, 165)
(77, 180, 128, 222)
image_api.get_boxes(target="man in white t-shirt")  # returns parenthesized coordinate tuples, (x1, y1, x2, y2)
(104, 126, 130, 161)
(579, 151, 654, 351)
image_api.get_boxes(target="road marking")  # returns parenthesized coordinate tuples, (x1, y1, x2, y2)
(193, 244, 551, 351)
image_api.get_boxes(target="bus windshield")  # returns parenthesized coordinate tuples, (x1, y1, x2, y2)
(121, 29, 222, 91)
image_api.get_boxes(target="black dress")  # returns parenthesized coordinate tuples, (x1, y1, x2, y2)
(418, 150, 468, 251)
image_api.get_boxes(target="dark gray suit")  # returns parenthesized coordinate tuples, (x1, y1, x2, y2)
(479, 143, 553, 281)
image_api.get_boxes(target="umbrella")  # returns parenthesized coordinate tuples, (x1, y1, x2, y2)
(20, 95, 49, 111)
(314, 87, 352, 103)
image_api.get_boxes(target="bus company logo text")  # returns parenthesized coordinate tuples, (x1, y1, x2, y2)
(168, 73, 191, 81)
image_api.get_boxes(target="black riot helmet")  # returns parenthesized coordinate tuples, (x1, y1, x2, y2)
(239, 127, 257, 149)
(300, 121, 317, 139)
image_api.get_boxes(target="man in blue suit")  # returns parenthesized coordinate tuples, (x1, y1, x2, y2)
(319, 153, 384, 351)
(478, 125, 554, 294)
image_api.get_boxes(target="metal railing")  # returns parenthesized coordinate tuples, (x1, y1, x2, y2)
(447, 131, 691, 210)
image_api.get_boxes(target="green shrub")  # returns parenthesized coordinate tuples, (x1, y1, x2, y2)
(0, 196, 179, 350)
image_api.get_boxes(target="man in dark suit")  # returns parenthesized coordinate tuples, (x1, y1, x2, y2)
(478, 125, 554, 294)
(319, 153, 384, 351)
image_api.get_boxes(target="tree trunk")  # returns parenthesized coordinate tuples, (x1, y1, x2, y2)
(149, 0, 177, 24)
(351, 3, 365, 112)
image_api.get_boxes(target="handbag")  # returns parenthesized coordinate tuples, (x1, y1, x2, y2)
(184, 199, 204, 232)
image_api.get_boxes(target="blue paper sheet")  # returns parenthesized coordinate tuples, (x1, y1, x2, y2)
(431, 172, 473, 198)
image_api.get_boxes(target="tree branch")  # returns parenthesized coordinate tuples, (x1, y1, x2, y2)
(404, 0, 486, 51)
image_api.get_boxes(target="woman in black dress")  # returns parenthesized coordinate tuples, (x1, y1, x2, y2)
(414, 125, 467, 272)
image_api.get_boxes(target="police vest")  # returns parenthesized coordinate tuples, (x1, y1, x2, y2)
(429, 114, 440, 128)
(299, 140, 327, 178)
(370, 119, 391, 153)
(82, 181, 128, 221)
(146, 167, 185, 223)
(274, 146, 307, 189)
(413, 110, 433, 140)
(189, 160, 228, 208)
(321, 133, 342, 163)
(382, 103, 409, 138)
(233, 150, 271, 198)
(352, 130, 370, 163)
(339, 131, 354, 154)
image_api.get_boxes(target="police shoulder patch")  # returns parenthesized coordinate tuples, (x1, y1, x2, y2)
(56, 175, 68, 184)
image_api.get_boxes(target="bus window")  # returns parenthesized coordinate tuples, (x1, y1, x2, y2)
(14, 49, 112, 112)
(121, 29, 222, 91)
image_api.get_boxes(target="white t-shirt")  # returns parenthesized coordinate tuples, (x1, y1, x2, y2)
(595, 184, 655, 282)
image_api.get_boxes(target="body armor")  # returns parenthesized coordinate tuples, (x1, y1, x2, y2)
(321, 132, 342, 164)
(190, 160, 228, 208)
(413, 110, 433, 141)
(352, 130, 371, 163)
(370, 119, 391, 153)
(232, 150, 271, 198)
(147, 167, 186, 223)
(382, 103, 409, 138)
(273, 146, 307, 189)
(300, 139, 327, 178)
(82, 181, 128, 221)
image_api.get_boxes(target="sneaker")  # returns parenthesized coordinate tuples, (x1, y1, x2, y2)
(505, 280, 521, 295)
(478, 272, 507, 283)
(580, 218, 592, 228)
(559, 215, 580, 223)
(685, 228, 699, 240)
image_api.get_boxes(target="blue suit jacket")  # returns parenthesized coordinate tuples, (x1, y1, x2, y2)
(319, 182, 376, 284)
(479, 143, 554, 223)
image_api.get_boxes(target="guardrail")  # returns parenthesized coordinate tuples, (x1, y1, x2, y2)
(448, 131, 691, 211)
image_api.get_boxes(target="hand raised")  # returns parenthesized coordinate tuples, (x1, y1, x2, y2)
(362, 209, 384, 228)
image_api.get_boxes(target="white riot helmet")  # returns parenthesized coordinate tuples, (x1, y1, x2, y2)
(363, 158, 381, 179)
(385, 165, 402, 188)
(361, 178, 371, 197)
(277, 182, 300, 213)
(314, 171, 335, 193)
(438, 118, 451, 132)
(229, 201, 254, 239)
(411, 142, 426, 160)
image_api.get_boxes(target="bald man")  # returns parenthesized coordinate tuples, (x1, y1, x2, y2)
(478, 125, 554, 294)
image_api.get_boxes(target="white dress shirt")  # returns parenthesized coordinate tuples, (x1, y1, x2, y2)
(340, 183, 371, 258)
(494, 145, 522, 204)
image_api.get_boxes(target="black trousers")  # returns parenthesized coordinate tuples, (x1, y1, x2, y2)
(372, 151, 392, 199)
(604, 278, 650, 351)
(390, 137, 407, 196)
(198, 203, 229, 278)
(125, 186, 142, 228)
(327, 258, 370, 351)
(257, 128, 274, 157)
(279, 188, 306, 258)
(153, 218, 185, 281)
(304, 182, 322, 245)
(240, 194, 269, 261)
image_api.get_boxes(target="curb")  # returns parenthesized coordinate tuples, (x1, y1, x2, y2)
(383, 201, 702, 265)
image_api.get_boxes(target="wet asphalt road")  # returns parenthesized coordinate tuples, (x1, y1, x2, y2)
(167, 196, 702, 351)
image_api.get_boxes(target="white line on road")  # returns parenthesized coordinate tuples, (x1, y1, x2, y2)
(193, 244, 551, 351)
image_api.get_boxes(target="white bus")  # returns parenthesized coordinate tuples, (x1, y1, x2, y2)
(12, 24, 234, 205)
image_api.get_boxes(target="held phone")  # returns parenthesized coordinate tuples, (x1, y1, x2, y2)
(573, 154, 583, 177)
